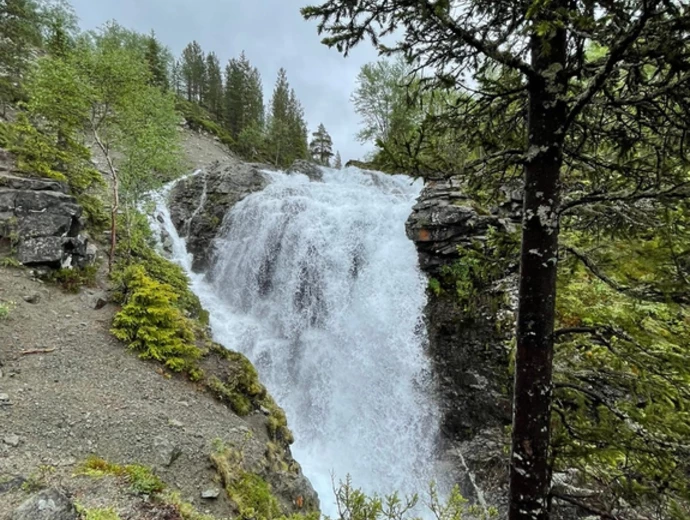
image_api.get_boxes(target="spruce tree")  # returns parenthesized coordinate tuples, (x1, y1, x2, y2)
(224, 51, 264, 138)
(309, 123, 334, 166)
(333, 151, 342, 169)
(204, 52, 223, 120)
(180, 41, 205, 103)
(224, 54, 246, 138)
(267, 68, 291, 166)
(287, 88, 309, 164)
(245, 65, 264, 130)
(145, 31, 169, 90)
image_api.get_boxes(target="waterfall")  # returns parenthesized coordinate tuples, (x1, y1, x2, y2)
(149, 166, 443, 515)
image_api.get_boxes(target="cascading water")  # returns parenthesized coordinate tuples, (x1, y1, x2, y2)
(149, 166, 443, 514)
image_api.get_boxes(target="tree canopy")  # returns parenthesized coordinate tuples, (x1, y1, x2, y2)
(303, 1, 690, 518)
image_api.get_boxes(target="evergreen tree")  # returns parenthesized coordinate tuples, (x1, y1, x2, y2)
(303, 1, 690, 518)
(267, 67, 291, 166)
(224, 54, 245, 138)
(40, 0, 78, 58)
(245, 65, 264, 130)
(170, 59, 182, 96)
(204, 52, 223, 120)
(309, 123, 334, 166)
(180, 41, 205, 103)
(286, 88, 309, 164)
(144, 31, 168, 90)
(224, 51, 264, 138)
(333, 151, 342, 169)
(0, 0, 42, 111)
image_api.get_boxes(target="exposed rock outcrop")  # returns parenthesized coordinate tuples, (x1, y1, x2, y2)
(406, 178, 514, 441)
(0, 150, 92, 269)
(169, 159, 270, 271)
(286, 159, 323, 182)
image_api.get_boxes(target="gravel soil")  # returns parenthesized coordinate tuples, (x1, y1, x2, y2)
(0, 264, 261, 519)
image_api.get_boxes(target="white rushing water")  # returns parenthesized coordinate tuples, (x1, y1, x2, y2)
(148, 166, 442, 514)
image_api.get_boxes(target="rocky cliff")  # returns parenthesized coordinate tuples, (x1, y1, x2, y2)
(169, 160, 271, 271)
(406, 178, 514, 441)
(0, 150, 93, 269)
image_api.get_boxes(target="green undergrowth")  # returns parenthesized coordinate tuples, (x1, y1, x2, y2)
(78, 506, 122, 520)
(111, 211, 206, 375)
(77, 456, 165, 495)
(176, 98, 235, 149)
(211, 440, 288, 520)
(208, 343, 293, 445)
(434, 226, 518, 322)
(110, 211, 294, 445)
(45, 264, 99, 293)
(0, 115, 108, 231)
(76, 456, 218, 520)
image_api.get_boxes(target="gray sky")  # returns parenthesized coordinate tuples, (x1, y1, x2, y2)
(70, 0, 378, 164)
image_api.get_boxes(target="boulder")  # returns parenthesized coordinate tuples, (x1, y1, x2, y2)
(0, 152, 93, 269)
(169, 159, 269, 271)
(406, 178, 505, 274)
(12, 488, 78, 520)
(286, 160, 323, 182)
(17, 236, 89, 268)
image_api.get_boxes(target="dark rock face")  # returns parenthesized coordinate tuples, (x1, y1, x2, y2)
(0, 169, 91, 269)
(12, 488, 78, 520)
(406, 178, 513, 441)
(169, 160, 270, 271)
(407, 178, 504, 273)
(286, 160, 323, 182)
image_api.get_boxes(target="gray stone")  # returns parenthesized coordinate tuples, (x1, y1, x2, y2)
(286, 159, 323, 182)
(23, 293, 40, 304)
(406, 177, 514, 442)
(201, 488, 221, 499)
(0, 174, 67, 193)
(12, 488, 77, 520)
(406, 178, 505, 274)
(4, 434, 20, 447)
(17, 236, 89, 268)
(0, 393, 10, 403)
(169, 160, 269, 271)
(153, 436, 181, 467)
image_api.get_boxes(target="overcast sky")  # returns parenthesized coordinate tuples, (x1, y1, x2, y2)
(70, 0, 379, 164)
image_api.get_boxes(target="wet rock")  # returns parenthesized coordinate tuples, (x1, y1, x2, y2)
(286, 159, 323, 182)
(12, 488, 78, 520)
(267, 470, 320, 515)
(406, 178, 506, 274)
(406, 177, 513, 441)
(169, 160, 269, 271)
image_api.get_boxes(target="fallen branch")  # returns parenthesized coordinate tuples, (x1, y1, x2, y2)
(20, 348, 56, 356)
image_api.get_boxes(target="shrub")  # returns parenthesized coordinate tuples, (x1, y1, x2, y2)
(111, 265, 201, 372)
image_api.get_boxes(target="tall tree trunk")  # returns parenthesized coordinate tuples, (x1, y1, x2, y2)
(509, 8, 568, 520)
